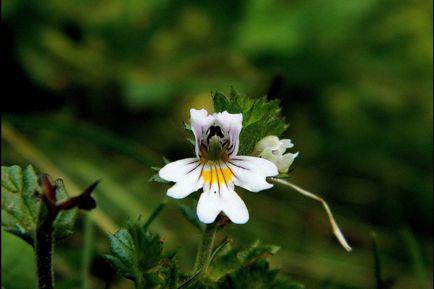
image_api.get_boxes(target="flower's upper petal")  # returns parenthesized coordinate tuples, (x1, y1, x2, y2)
(159, 158, 204, 199)
(227, 156, 278, 192)
(253, 135, 280, 155)
(190, 109, 214, 157)
(280, 139, 294, 149)
(214, 111, 243, 156)
(257, 148, 280, 163)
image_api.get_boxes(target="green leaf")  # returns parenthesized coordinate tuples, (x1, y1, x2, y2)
(104, 218, 174, 289)
(1, 165, 40, 245)
(143, 201, 166, 231)
(149, 173, 172, 184)
(238, 240, 280, 264)
(177, 203, 205, 232)
(208, 240, 280, 281)
(211, 88, 288, 155)
(212, 91, 231, 113)
(105, 228, 136, 280)
(52, 178, 78, 242)
(213, 240, 301, 289)
(219, 260, 303, 289)
(1, 165, 78, 245)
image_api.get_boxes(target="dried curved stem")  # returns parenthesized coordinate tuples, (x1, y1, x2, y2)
(272, 178, 352, 252)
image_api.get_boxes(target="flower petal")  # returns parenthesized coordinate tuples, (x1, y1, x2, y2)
(220, 187, 249, 224)
(196, 191, 221, 223)
(253, 135, 280, 155)
(190, 109, 215, 157)
(214, 111, 243, 156)
(159, 158, 204, 199)
(276, 152, 299, 173)
(280, 139, 294, 149)
(227, 156, 278, 192)
(196, 181, 249, 224)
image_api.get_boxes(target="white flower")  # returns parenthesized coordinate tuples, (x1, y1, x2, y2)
(253, 135, 298, 173)
(159, 109, 278, 224)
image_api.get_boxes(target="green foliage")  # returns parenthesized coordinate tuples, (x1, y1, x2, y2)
(1, 165, 40, 245)
(149, 172, 172, 184)
(208, 240, 280, 281)
(104, 203, 302, 289)
(188, 240, 302, 289)
(52, 179, 78, 242)
(212, 88, 288, 155)
(219, 260, 303, 289)
(1, 165, 78, 245)
(178, 203, 205, 232)
(104, 207, 176, 289)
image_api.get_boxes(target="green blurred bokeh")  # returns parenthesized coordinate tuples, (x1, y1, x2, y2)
(1, 0, 432, 288)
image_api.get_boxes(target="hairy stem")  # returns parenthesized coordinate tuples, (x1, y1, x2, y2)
(35, 206, 56, 289)
(193, 222, 218, 276)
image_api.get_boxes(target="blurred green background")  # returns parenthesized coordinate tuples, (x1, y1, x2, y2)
(1, 0, 432, 288)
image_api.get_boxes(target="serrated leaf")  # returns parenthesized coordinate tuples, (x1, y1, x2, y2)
(178, 203, 205, 232)
(105, 228, 136, 281)
(1, 165, 41, 245)
(211, 89, 288, 155)
(105, 219, 173, 289)
(208, 241, 281, 282)
(212, 91, 232, 113)
(104, 254, 135, 280)
(1, 165, 78, 245)
(219, 260, 303, 289)
(238, 241, 280, 264)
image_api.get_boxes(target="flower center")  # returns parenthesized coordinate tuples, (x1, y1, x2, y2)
(200, 124, 230, 162)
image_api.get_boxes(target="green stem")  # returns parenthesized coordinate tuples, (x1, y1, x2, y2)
(81, 215, 94, 289)
(193, 223, 218, 276)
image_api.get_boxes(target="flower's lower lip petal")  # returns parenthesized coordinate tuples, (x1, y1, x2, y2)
(220, 187, 249, 224)
(226, 156, 278, 192)
(159, 158, 204, 199)
(196, 191, 221, 223)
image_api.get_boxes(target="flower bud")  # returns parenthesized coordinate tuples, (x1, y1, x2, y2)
(253, 135, 298, 173)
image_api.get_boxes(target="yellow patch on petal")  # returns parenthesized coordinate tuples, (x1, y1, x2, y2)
(201, 163, 233, 186)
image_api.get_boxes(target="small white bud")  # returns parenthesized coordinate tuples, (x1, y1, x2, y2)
(253, 135, 298, 173)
